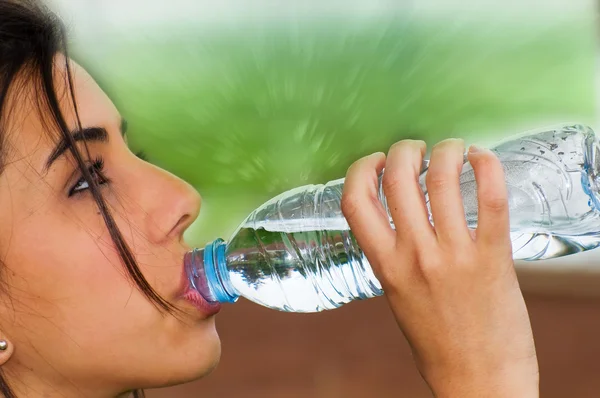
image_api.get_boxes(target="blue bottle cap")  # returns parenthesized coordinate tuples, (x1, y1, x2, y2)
(204, 239, 238, 303)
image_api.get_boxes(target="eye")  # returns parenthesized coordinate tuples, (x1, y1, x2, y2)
(68, 157, 109, 197)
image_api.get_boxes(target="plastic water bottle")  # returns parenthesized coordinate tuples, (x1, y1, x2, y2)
(185, 124, 600, 312)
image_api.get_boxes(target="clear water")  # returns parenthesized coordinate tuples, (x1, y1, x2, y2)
(222, 227, 600, 313)
(224, 222, 381, 312)
(192, 124, 600, 312)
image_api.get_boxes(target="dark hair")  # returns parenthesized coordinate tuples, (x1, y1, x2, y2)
(0, 1, 176, 397)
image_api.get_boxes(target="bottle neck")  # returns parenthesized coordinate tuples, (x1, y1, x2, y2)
(186, 238, 239, 304)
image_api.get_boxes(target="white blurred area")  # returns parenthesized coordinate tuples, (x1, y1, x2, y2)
(48, 0, 593, 32)
(45, 0, 600, 294)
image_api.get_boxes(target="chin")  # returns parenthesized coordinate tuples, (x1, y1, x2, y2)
(172, 327, 222, 386)
(187, 333, 222, 381)
(140, 324, 222, 389)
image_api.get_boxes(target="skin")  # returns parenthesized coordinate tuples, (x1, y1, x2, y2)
(0, 55, 538, 396)
(0, 57, 220, 397)
(342, 140, 540, 397)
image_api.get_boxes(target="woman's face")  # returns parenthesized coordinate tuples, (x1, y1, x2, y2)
(0, 58, 220, 396)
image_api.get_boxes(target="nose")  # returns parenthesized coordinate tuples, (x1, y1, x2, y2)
(138, 163, 202, 244)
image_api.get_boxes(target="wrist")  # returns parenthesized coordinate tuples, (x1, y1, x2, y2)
(423, 360, 539, 398)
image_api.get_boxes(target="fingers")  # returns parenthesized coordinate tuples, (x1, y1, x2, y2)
(342, 152, 396, 264)
(382, 140, 436, 246)
(425, 139, 472, 247)
(467, 145, 511, 249)
(343, 139, 507, 270)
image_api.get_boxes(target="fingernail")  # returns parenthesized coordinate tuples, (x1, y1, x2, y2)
(468, 144, 484, 154)
(436, 138, 463, 146)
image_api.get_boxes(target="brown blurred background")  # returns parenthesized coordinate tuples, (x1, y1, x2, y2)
(147, 268, 600, 398)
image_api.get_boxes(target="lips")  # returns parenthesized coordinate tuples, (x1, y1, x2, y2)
(178, 255, 221, 317)
(182, 286, 221, 316)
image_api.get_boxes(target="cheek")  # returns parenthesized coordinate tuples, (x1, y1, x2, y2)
(0, 204, 155, 340)
(0, 204, 174, 365)
(0, 190, 222, 384)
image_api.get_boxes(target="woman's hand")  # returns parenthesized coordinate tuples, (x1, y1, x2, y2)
(342, 139, 539, 397)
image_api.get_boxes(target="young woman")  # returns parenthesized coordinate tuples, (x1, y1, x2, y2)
(0, 0, 539, 397)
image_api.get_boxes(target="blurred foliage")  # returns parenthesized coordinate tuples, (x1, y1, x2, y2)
(73, 17, 595, 244)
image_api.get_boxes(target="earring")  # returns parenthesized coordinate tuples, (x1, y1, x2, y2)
(0, 340, 8, 351)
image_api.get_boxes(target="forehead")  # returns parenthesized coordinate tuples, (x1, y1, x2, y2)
(3, 56, 120, 157)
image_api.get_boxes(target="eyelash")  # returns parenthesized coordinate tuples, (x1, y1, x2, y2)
(68, 157, 109, 197)
(68, 151, 148, 197)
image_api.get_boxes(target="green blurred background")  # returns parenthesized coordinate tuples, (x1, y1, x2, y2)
(52, 0, 596, 247)
(44, 2, 600, 397)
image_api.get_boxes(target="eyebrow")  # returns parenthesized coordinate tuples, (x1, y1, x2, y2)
(44, 119, 128, 171)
